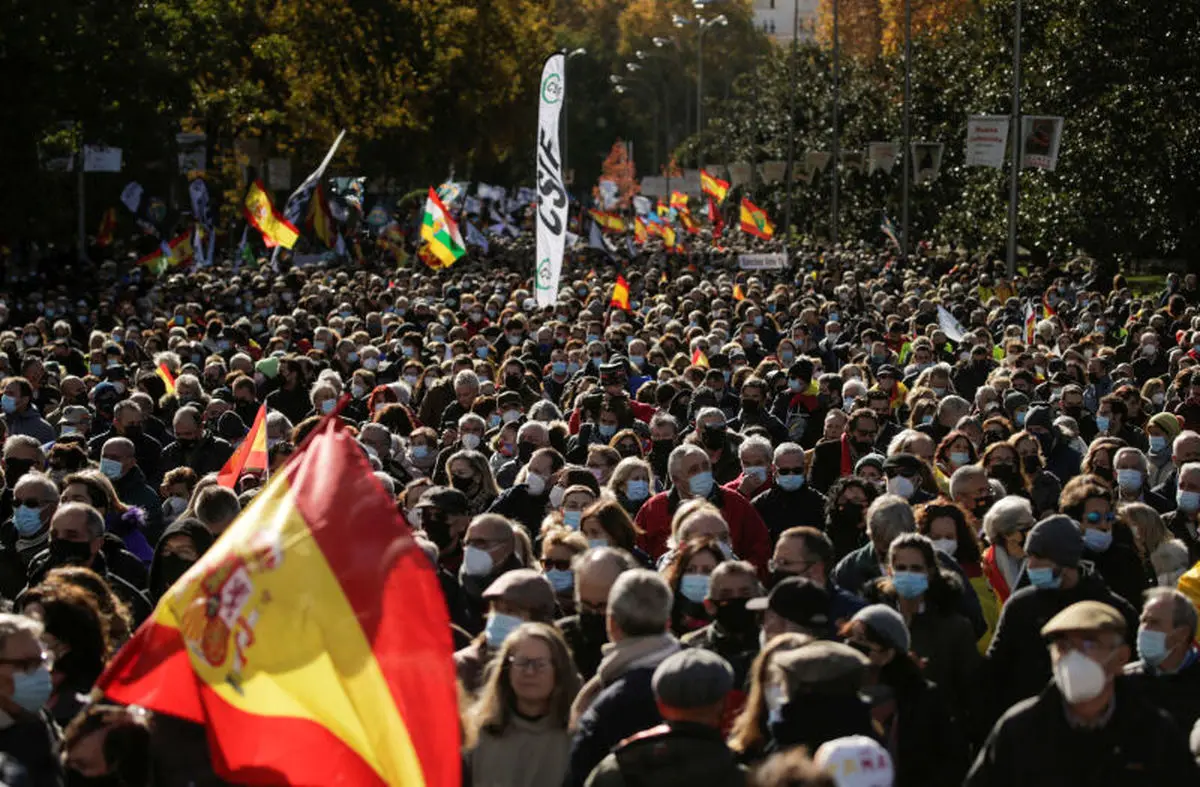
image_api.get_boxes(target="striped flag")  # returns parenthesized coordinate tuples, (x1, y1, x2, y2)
(634, 216, 648, 244)
(97, 417, 460, 787)
(217, 404, 269, 488)
(420, 188, 466, 268)
(243, 180, 300, 249)
(691, 348, 709, 368)
(610, 274, 631, 311)
(1024, 302, 1037, 346)
(306, 184, 336, 248)
(739, 198, 774, 240)
(96, 208, 117, 247)
(156, 363, 177, 395)
(700, 170, 729, 202)
(588, 209, 625, 233)
(138, 230, 194, 274)
(669, 191, 689, 212)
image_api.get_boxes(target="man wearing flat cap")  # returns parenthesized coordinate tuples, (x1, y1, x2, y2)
(762, 640, 876, 756)
(454, 568, 556, 695)
(584, 649, 745, 787)
(967, 600, 1199, 785)
(985, 514, 1138, 718)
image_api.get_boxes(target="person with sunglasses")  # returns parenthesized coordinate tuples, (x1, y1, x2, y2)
(1061, 475, 1148, 609)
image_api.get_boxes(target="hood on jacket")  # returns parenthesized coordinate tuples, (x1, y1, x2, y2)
(148, 516, 216, 603)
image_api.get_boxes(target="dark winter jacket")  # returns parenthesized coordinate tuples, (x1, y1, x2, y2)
(486, 484, 550, 539)
(566, 666, 661, 787)
(584, 721, 746, 787)
(0, 708, 63, 787)
(751, 484, 828, 544)
(1122, 650, 1200, 735)
(161, 433, 234, 477)
(147, 517, 215, 604)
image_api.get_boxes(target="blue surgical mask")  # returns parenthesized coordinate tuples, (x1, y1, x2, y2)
(588, 538, 609, 549)
(630, 355, 645, 368)
(11, 667, 52, 713)
(1015, 411, 1026, 427)
(780, 351, 795, 364)
(598, 423, 617, 439)
(99, 458, 124, 480)
(1149, 436, 1168, 454)
(1027, 566, 1062, 589)
(475, 346, 489, 358)
(950, 451, 971, 467)
(484, 612, 524, 649)
(679, 574, 710, 603)
(777, 473, 805, 492)
(1137, 627, 1170, 667)
(625, 480, 650, 502)
(563, 510, 582, 529)
(1096, 416, 1111, 433)
(788, 379, 802, 392)
(1116, 469, 1142, 491)
(13, 505, 43, 537)
(688, 471, 714, 498)
(744, 466, 768, 483)
(320, 399, 335, 415)
(1082, 528, 1113, 552)
(1179, 490, 1200, 513)
(552, 361, 567, 375)
(410, 445, 430, 459)
(0, 395, 15, 415)
(891, 570, 929, 599)
(546, 569, 574, 593)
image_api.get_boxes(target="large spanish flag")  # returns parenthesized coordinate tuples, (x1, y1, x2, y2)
(244, 179, 300, 249)
(96, 417, 459, 787)
(217, 404, 268, 488)
(740, 198, 775, 240)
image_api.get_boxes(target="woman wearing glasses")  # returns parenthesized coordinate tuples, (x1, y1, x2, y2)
(1060, 475, 1148, 609)
(465, 622, 581, 787)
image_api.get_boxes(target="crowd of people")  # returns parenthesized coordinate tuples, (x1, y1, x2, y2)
(0, 233, 1197, 786)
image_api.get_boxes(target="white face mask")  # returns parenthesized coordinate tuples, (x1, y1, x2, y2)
(886, 475, 914, 499)
(548, 486, 565, 509)
(931, 538, 958, 557)
(526, 472, 546, 496)
(1052, 649, 1109, 704)
(461, 433, 481, 450)
(462, 545, 494, 577)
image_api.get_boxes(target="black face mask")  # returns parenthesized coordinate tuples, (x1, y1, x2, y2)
(422, 514, 454, 551)
(517, 442, 536, 464)
(49, 539, 92, 567)
(578, 611, 608, 644)
(701, 426, 726, 450)
(1062, 405, 1082, 420)
(4, 458, 35, 488)
(504, 374, 523, 390)
(450, 474, 477, 495)
(121, 424, 143, 441)
(835, 501, 865, 528)
(850, 437, 874, 454)
(175, 438, 198, 452)
(651, 439, 674, 457)
(988, 464, 1023, 492)
(155, 554, 195, 596)
(713, 597, 757, 634)
(741, 399, 760, 414)
(1022, 454, 1042, 474)
(972, 494, 994, 520)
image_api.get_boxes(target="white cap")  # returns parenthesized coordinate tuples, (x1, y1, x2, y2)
(813, 735, 894, 787)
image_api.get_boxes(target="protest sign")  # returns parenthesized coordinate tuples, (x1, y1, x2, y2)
(535, 53, 568, 307)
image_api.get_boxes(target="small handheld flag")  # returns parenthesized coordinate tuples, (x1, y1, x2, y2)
(217, 404, 269, 488)
(739, 199, 774, 240)
(700, 170, 730, 202)
(156, 363, 177, 395)
(420, 188, 466, 269)
(610, 275, 631, 311)
(96, 208, 117, 247)
(243, 180, 300, 249)
(691, 348, 709, 368)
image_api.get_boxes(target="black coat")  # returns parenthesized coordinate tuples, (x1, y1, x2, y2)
(1122, 653, 1200, 735)
(966, 678, 1199, 786)
(88, 428, 164, 486)
(984, 568, 1138, 721)
(764, 693, 877, 760)
(888, 677, 969, 787)
(486, 484, 549, 538)
(585, 721, 746, 787)
(1081, 540, 1150, 611)
(751, 485, 827, 544)
(0, 709, 62, 787)
(557, 613, 607, 681)
(566, 666, 661, 787)
(161, 434, 234, 477)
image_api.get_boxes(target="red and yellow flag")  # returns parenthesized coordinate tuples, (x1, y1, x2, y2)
(217, 404, 269, 488)
(708, 197, 725, 238)
(588, 209, 625, 233)
(733, 283, 746, 302)
(97, 208, 117, 247)
(740, 198, 774, 240)
(634, 216, 648, 244)
(669, 191, 689, 212)
(307, 184, 336, 248)
(661, 224, 679, 251)
(137, 231, 194, 273)
(243, 179, 300, 249)
(691, 347, 709, 368)
(679, 210, 699, 236)
(700, 170, 729, 202)
(97, 418, 459, 787)
(610, 274, 631, 311)
(156, 362, 177, 395)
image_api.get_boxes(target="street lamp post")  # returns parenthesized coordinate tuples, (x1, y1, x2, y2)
(831, 0, 840, 245)
(901, 0, 912, 262)
(561, 47, 586, 195)
(1007, 0, 1022, 278)
(612, 75, 661, 172)
(784, 0, 799, 255)
(673, 10, 727, 169)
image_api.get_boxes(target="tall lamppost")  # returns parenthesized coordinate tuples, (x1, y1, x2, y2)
(611, 75, 661, 172)
(561, 47, 587, 194)
(673, 8, 728, 168)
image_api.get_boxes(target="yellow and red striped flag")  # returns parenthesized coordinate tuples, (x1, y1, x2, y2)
(610, 274, 631, 311)
(307, 183, 336, 248)
(679, 210, 700, 235)
(156, 362, 176, 395)
(669, 191, 689, 212)
(96, 208, 117, 247)
(217, 404, 269, 488)
(700, 170, 729, 202)
(96, 417, 459, 787)
(243, 179, 300, 249)
(634, 216, 648, 244)
(588, 209, 625, 233)
(733, 283, 746, 302)
(691, 347, 709, 368)
(137, 231, 194, 274)
(740, 198, 775, 240)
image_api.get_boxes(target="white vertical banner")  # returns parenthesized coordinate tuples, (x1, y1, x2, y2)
(1021, 116, 1064, 171)
(965, 115, 1010, 169)
(535, 53, 567, 308)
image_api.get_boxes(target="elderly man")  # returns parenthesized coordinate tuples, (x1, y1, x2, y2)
(681, 561, 763, 688)
(634, 444, 769, 571)
(458, 514, 524, 634)
(161, 407, 233, 476)
(722, 434, 775, 501)
(985, 515, 1138, 720)
(29, 503, 150, 622)
(1112, 446, 1170, 510)
(980, 496, 1035, 604)
(0, 613, 63, 785)
(432, 412, 490, 485)
(0, 377, 53, 444)
(919, 395, 971, 446)
(566, 569, 681, 787)
(728, 376, 787, 444)
(950, 464, 994, 522)
(686, 407, 742, 486)
(495, 420, 551, 489)
(1154, 430, 1200, 509)
(833, 495, 985, 635)
(1124, 588, 1200, 734)
(1166, 462, 1200, 563)
(99, 437, 164, 543)
(454, 568, 556, 695)
(808, 408, 880, 494)
(87, 399, 163, 486)
(557, 547, 639, 680)
(752, 443, 827, 541)
(968, 601, 1198, 785)
(192, 485, 241, 537)
(438, 369, 481, 429)
(0, 472, 59, 598)
(769, 527, 866, 625)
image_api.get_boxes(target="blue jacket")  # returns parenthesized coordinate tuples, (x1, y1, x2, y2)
(565, 666, 660, 787)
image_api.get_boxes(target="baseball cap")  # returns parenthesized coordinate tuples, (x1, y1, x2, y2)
(414, 486, 470, 516)
(747, 577, 830, 633)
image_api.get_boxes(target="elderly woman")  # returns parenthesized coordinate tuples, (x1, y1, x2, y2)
(980, 495, 1034, 604)
(1112, 446, 1171, 510)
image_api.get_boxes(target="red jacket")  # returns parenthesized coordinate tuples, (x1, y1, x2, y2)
(567, 399, 657, 435)
(721, 473, 774, 500)
(634, 486, 770, 572)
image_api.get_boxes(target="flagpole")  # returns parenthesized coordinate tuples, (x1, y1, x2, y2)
(783, 0, 798, 258)
(77, 143, 87, 262)
(831, 0, 841, 245)
(1006, 0, 1022, 278)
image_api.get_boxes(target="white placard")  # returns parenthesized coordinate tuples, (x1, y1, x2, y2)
(965, 115, 1009, 169)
